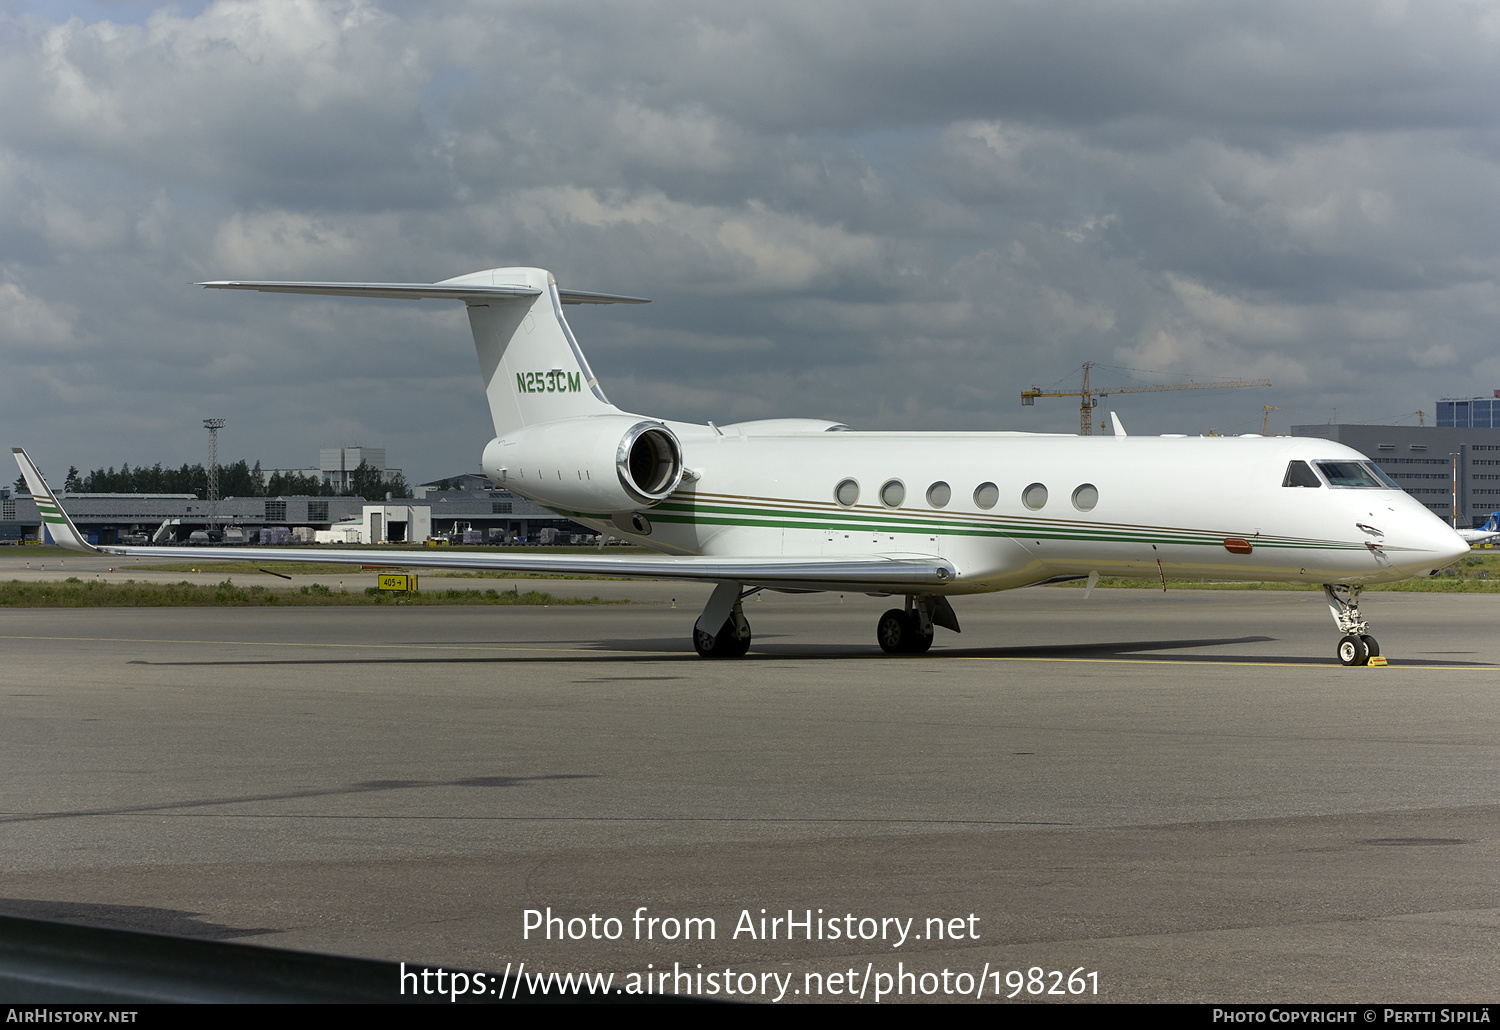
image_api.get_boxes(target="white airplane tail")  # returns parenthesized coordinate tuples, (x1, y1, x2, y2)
(199, 267, 648, 439)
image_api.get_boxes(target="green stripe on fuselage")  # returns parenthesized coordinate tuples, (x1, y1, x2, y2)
(647, 499, 1367, 552)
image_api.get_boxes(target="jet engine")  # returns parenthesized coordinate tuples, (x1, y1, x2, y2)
(481, 415, 685, 513)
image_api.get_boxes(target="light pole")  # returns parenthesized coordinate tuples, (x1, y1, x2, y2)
(1450, 451, 1460, 529)
(204, 418, 226, 529)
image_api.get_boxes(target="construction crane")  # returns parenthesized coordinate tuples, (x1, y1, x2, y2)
(1021, 362, 1273, 436)
(1262, 406, 1279, 435)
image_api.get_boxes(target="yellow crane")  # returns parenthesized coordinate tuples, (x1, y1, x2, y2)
(1021, 362, 1273, 436)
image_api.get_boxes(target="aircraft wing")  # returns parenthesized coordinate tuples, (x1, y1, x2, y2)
(12, 448, 950, 592)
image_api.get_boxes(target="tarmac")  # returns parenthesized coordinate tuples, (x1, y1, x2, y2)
(1, 548, 1497, 1003)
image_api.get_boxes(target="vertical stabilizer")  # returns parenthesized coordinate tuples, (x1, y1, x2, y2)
(449, 268, 619, 438)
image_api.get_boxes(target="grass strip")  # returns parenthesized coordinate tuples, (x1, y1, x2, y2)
(0, 578, 623, 608)
(124, 561, 636, 581)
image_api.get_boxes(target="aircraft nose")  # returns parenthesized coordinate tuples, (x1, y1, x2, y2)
(1411, 518, 1470, 571)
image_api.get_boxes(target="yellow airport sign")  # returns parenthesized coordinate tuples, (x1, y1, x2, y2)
(377, 573, 418, 592)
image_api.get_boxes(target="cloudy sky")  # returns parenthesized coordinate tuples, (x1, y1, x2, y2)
(3, 0, 1498, 483)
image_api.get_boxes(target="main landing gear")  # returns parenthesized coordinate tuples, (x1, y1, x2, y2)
(877, 595, 959, 654)
(877, 607, 932, 654)
(690, 586, 961, 658)
(1324, 584, 1380, 667)
(693, 582, 755, 658)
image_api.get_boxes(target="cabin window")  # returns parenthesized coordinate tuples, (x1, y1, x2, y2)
(834, 479, 860, 506)
(1071, 484, 1098, 511)
(1022, 483, 1048, 510)
(1314, 461, 1392, 489)
(1282, 460, 1321, 488)
(880, 479, 906, 508)
(926, 482, 951, 508)
(974, 482, 999, 509)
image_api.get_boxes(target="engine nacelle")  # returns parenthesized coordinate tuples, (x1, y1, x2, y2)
(481, 415, 685, 514)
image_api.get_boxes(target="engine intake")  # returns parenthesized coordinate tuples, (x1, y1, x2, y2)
(619, 423, 684, 505)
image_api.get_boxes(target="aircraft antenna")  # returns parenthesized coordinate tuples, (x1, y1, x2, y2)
(203, 418, 226, 528)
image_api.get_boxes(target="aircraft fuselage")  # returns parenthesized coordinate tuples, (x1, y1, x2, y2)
(496, 426, 1464, 592)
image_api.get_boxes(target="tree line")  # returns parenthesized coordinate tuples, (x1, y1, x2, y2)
(13, 460, 410, 501)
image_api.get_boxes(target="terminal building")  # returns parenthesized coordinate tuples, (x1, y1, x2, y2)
(1292, 394, 1500, 529)
(0, 472, 590, 546)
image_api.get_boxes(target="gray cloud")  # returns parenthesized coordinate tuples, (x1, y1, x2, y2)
(1, 0, 1498, 478)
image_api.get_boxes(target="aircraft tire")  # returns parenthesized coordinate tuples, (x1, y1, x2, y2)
(906, 614, 934, 654)
(727, 613, 752, 656)
(693, 626, 721, 658)
(694, 616, 751, 658)
(877, 609, 908, 654)
(1337, 634, 1369, 667)
(1360, 634, 1379, 658)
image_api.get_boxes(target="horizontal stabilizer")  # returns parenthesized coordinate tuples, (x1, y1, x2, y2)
(198, 282, 649, 305)
(198, 281, 543, 301)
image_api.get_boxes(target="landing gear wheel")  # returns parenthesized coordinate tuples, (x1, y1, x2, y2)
(1360, 635, 1379, 658)
(877, 609, 909, 654)
(693, 614, 752, 658)
(907, 615, 934, 654)
(725, 612, 752, 656)
(877, 609, 935, 654)
(693, 626, 721, 658)
(1337, 634, 1369, 667)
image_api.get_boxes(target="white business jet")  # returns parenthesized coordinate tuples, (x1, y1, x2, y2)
(13, 266, 1470, 666)
(1457, 512, 1500, 546)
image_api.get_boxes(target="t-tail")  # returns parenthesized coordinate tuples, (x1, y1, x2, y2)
(200, 268, 686, 515)
(198, 267, 647, 440)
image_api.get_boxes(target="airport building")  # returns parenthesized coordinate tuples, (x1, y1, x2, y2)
(1293, 395, 1500, 528)
(0, 473, 591, 546)
(259, 445, 404, 491)
(412, 473, 587, 544)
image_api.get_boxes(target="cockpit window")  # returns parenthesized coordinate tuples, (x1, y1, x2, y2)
(1365, 463, 1400, 489)
(1314, 461, 1394, 489)
(1282, 460, 1321, 488)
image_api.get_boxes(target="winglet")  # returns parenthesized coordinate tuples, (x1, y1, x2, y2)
(11, 448, 99, 552)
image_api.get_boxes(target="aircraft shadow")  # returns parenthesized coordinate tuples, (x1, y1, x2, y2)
(0, 898, 277, 940)
(0, 774, 597, 826)
(123, 636, 1494, 668)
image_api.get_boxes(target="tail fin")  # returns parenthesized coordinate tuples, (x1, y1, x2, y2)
(1486, 512, 1500, 533)
(199, 267, 648, 438)
(11, 448, 98, 552)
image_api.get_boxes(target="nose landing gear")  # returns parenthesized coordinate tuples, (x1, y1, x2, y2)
(1325, 584, 1379, 666)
